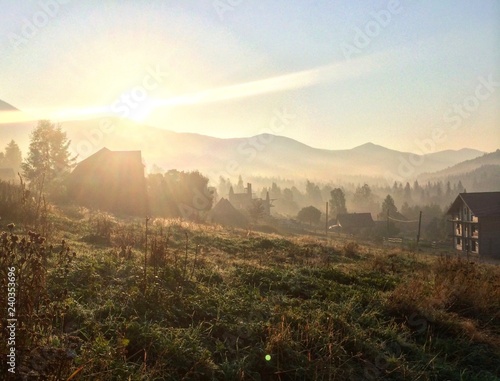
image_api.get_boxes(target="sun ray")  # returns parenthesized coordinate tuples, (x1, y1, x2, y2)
(0, 50, 398, 126)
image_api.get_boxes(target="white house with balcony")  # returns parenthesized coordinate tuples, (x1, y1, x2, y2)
(446, 192, 500, 259)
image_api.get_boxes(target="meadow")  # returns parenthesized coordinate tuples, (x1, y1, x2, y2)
(0, 206, 499, 380)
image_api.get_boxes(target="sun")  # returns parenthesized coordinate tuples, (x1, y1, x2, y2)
(126, 100, 159, 123)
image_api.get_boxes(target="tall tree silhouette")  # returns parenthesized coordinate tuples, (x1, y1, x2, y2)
(329, 188, 347, 219)
(21, 120, 74, 197)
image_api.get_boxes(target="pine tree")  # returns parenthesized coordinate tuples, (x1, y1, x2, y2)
(380, 194, 398, 218)
(21, 120, 74, 196)
(3, 140, 22, 174)
(236, 175, 245, 193)
(404, 181, 411, 198)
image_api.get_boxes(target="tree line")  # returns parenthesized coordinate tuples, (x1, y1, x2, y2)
(217, 176, 468, 218)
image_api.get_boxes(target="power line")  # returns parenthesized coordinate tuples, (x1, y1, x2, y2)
(388, 216, 419, 223)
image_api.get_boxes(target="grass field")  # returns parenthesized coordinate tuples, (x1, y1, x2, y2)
(1, 207, 499, 380)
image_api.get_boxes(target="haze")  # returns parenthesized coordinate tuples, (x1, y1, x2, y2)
(0, 1, 499, 153)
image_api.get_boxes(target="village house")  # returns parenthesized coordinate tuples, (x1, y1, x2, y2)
(228, 183, 272, 216)
(67, 147, 147, 215)
(446, 192, 500, 259)
(208, 198, 248, 228)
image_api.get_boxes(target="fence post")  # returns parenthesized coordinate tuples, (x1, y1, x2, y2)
(416, 211, 422, 252)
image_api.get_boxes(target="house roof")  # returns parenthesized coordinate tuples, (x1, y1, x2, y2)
(209, 198, 248, 227)
(447, 192, 500, 217)
(212, 198, 239, 214)
(72, 148, 143, 175)
(337, 213, 374, 228)
(68, 147, 146, 215)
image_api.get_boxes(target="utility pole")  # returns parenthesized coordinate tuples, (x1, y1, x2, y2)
(145, 216, 150, 289)
(325, 202, 329, 238)
(416, 211, 422, 252)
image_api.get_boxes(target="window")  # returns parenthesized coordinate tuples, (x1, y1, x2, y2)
(471, 224, 477, 236)
(457, 238, 461, 245)
(472, 241, 477, 252)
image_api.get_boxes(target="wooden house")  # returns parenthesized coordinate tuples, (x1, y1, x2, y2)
(67, 148, 147, 215)
(228, 183, 272, 216)
(208, 198, 248, 228)
(446, 192, 500, 258)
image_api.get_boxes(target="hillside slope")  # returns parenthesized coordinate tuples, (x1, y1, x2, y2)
(1, 213, 499, 380)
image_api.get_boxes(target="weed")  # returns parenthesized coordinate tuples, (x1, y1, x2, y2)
(343, 241, 360, 258)
(0, 227, 77, 379)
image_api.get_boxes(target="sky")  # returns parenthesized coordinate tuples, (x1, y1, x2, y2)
(0, 0, 499, 153)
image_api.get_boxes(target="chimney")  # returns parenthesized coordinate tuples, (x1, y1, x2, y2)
(247, 183, 252, 197)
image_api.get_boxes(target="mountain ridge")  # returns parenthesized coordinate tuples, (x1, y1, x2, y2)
(0, 100, 18, 111)
(0, 102, 491, 184)
(418, 150, 500, 181)
(53, 117, 490, 183)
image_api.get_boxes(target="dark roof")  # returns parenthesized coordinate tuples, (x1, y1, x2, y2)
(337, 213, 374, 228)
(68, 147, 146, 215)
(447, 192, 500, 217)
(209, 198, 248, 228)
(0, 100, 17, 111)
(72, 148, 143, 175)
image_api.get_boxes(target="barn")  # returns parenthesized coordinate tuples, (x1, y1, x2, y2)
(67, 148, 147, 215)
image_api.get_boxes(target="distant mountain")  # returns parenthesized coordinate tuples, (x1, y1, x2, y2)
(0, 100, 33, 149)
(55, 117, 485, 183)
(0, 102, 489, 184)
(423, 148, 485, 171)
(418, 150, 500, 191)
(419, 150, 500, 180)
(453, 165, 500, 192)
(0, 100, 18, 111)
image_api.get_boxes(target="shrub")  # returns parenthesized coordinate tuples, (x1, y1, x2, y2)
(343, 241, 360, 258)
